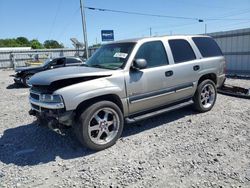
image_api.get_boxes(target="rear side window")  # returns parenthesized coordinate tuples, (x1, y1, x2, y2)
(135, 41, 169, 68)
(67, 58, 81, 64)
(192, 37, 223, 57)
(169, 39, 196, 63)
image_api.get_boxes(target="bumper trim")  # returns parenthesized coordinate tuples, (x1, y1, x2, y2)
(29, 97, 64, 111)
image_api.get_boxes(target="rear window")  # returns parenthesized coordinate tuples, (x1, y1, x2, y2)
(192, 37, 223, 57)
(169, 39, 196, 63)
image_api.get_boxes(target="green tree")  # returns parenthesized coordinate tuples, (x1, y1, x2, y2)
(44, 40, 64, 49)
(30, 39, 43, 49)
(16, 37, 30, 47)
(0, 38, 19, 47)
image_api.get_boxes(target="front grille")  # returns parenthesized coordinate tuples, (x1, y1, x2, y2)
(31, 85, 52, 94)
(31, 103, 40, 111)
(30, 92, 40, 101)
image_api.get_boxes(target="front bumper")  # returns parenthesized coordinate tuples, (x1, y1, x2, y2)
(29, 108, 75, 127)
(29, 90, 74, 130)
(11, 74, 22, 84)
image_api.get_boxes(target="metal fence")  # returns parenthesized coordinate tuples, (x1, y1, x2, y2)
(0, 48, 98, 68)
(209, 28, 250, 76)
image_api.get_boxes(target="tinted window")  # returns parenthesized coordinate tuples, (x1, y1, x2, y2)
(135, 41, 169, 68)
(67, 58, 81, 64)
(192, 37, 223, 57)
(169, 39, 196, 63)
(51, 58, 65, 66)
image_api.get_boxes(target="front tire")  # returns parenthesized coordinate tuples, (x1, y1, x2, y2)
(23, 74, 32, 87)
(75, 101, 124, 151)
(193, 79, 217, 112)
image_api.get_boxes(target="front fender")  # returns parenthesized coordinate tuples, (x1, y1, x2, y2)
(54, 77, 126, 111)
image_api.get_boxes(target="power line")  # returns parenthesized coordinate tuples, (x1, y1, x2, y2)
(58, 7, 80, 41)
(85, 6, 200, 21)
(48, 0, 63, 40)
(85, 6, 250, 21)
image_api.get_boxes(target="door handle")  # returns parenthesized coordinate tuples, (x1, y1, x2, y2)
(165, 70, 173, 77)
(193, 65, 200, 71)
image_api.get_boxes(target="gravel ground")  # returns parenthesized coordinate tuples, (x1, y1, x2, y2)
(0, 70, 250, 188)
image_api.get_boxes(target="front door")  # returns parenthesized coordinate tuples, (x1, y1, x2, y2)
(125, 41, 171, 115)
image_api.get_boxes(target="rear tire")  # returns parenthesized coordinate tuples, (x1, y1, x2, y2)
(193, 79, 217, 112)
(74, 101, 124, 151)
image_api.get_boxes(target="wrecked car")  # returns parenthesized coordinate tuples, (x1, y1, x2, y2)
(28, 35, 226, 150)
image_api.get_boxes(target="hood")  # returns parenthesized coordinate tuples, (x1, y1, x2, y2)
(15, 66, 44, 72)
(30, 66, 114, 86)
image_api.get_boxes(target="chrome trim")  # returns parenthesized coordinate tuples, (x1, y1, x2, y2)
(29, 90, 64, 111)
(130, 91, 175, 104)
(29, 97, 64, 110)
(176, 86, 193, 92)
(130, 83, 194, 104)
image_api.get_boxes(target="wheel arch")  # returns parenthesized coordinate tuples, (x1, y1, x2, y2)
(75, 94, 124, 118)
(198, 73, 217, 85)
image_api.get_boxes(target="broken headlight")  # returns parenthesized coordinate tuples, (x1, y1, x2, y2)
(40, 94, 63, 103)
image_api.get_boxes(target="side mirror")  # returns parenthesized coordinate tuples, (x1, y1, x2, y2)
(132, 59, 147, 70)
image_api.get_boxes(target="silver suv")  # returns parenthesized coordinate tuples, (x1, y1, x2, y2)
(29, 35, 226, 150)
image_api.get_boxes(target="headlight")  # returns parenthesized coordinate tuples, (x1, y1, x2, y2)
(40, 94, 63, 103)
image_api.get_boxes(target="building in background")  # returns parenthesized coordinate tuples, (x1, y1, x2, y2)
(209, 28, 250, 76)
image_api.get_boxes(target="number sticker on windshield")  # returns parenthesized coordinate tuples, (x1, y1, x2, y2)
(113, 52, 128, 59)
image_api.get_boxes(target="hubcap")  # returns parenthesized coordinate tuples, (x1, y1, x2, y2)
(88, 108, 120, 145)
(25, 76, 32, 87)
(200, 83, 215, 109)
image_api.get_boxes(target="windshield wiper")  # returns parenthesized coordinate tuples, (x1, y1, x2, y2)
(81, 63, 89, 67)
(90, 64, 108, 69)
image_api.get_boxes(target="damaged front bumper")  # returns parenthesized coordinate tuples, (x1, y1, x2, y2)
(29, 108, 75, 134)
(29, 90, 75, 133)
(10, 74, 22, 84)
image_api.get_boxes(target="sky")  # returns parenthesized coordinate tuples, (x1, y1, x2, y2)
(0, 0, 250, 48)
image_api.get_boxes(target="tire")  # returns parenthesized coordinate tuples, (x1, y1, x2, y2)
(193, 79, 217, 112)
(23, 74, 32, 87)
(74, 101, 124, 151)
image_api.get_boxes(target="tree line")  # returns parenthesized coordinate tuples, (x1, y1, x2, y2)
(0, 37, 64, 49)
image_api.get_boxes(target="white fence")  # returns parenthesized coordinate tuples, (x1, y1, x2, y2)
(0, 48, 98, 68)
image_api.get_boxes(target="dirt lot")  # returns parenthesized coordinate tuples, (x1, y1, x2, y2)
(0, 70, 249, 188)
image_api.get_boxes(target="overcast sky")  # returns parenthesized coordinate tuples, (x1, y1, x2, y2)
(0, 0, 250, 47)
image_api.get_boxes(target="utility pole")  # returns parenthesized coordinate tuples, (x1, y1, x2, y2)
(150, 27, 152, 37)
(205, 24, 207, 34)
(80, 0, 89, 59)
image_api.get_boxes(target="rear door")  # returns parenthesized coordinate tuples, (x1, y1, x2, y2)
(163, 38, 203, 101)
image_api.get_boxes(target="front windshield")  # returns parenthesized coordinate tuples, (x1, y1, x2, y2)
(42, 58, 52, 66)
(85, 42, 135, 70)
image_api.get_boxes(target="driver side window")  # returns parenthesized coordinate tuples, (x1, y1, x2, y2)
(135, 41, 169, 68)
(52, 58, 65, 66)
